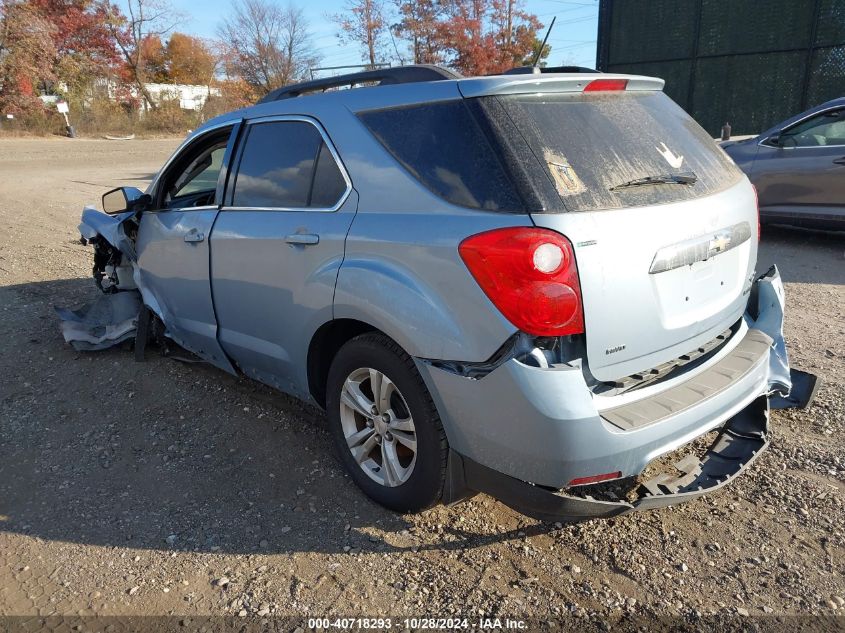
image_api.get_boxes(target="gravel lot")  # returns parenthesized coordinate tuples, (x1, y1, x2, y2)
(0, 137, 843, 628)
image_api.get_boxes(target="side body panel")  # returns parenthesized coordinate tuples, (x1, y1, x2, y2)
(135, 208, 235, 372)
(210, 191, 359, 399)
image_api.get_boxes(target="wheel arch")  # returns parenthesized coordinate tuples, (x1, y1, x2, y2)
(307, 318, 384, 408)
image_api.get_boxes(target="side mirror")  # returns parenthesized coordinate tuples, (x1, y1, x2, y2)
(765, 133, 782, 147)
(102, 187, 150, 215)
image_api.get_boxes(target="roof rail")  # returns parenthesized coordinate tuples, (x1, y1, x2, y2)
(258, 65, 461, 103)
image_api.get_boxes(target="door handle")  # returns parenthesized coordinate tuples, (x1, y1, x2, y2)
(284, 233, 320, 246)
(184, 230, 205, 243)
(833, 157, 845, 165)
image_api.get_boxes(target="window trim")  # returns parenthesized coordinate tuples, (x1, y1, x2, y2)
(149, 120, 240, 211)
(223, 115, 352, 213)
(760, 107, 845, 150)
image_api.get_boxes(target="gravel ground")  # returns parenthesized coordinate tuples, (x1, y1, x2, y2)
(0, 137, 843, 629)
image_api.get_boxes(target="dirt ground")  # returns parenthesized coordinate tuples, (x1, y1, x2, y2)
(0, 137, 843, 629)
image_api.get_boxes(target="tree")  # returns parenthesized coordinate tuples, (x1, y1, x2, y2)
(167, 33, 216, 85)
(520, 36, 551, 67)
(393, 0, 442, 65)
(0, 0, 57, 115)
(29, 0, 119, 97)
(332, 0, 388, 68)
(436, 0, 540, 76)
(101, 0, 179, 110)
(139, 33, 168, 82)
(218, 0, 317, 95)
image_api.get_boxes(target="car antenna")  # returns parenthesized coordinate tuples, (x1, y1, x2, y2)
(532, 16, 556, 68)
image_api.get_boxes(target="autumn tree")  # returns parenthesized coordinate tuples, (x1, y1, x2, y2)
(427, 0, 540, 75)
(393, 0, 442, 65)
(0, 0, 57, 114)
(166, 33, 216, 85)
(29, 0, 119, 99)
(139, 34, 168, 82)
(101, 0, 179, 110)
(218, 0, 317, 95)
(332, 0, 388, 68)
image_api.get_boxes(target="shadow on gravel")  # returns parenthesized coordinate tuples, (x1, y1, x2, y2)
(0, 278, 548, 557)
(758, 225, 845, 286)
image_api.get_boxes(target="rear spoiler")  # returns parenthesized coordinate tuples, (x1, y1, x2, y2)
(457, 73, 665, 99)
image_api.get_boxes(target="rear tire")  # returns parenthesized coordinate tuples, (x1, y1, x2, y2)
(326, 333, 448, 513)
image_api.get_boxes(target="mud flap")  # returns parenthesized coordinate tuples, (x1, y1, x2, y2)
(451, 395, 770, 522)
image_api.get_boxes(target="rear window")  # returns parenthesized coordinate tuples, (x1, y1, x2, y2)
(357, 100, 524, 211)
(477, 91, 743, 213)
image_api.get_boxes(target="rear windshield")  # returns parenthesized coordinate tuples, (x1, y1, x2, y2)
(475, 91, 743, 213)
(358, 91, 742, 213)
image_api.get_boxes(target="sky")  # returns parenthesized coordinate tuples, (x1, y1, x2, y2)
(158, 0, 599, 74)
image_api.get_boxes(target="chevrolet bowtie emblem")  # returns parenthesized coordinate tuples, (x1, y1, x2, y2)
(709, 234, 731, 254)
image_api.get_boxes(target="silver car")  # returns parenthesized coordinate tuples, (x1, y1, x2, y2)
(64, 66, 797, 521)
(722, 98, 845, 231)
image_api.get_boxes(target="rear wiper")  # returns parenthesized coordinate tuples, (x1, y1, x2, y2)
(610, 171, 698, 191)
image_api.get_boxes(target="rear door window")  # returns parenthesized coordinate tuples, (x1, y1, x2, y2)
(474, 91, 743, 213)
(357, 100, 524, 211)
(232, 120, 348, 209)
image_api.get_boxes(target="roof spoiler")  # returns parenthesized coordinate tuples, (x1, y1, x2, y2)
(457, 73, 665, 98)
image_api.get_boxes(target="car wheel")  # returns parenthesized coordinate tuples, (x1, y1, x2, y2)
(326, 332, 448, 513)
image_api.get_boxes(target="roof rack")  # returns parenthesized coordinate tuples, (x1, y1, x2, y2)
(258, 65, 461, 103)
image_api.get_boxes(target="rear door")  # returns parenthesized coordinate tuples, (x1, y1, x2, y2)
(753, 106, 845, 214)
(135, 124, 239, 372)
(210, 115, 356, 398)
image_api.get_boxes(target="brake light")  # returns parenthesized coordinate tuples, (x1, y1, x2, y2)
(752, 184, 760, 240)
(458, 228, 584, 337)
(584, 78, 628, 92)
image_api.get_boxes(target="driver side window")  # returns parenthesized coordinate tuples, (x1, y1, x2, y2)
(158, 127, 232, 209)
(782, 109, 845, 148)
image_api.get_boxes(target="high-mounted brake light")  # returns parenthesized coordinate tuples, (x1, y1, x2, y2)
(583, 78, 628, 92)
(458, 228, 584, 337)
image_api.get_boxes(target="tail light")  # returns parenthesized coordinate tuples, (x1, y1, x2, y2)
(458, 227, 584, 337)
(583, 78, 628, 92)
(752, 184, 760, 240)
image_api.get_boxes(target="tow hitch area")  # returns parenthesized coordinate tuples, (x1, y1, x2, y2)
(453, 395, 770, 522)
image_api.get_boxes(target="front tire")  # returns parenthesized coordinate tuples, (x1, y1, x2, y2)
(326, 333, 448, 513)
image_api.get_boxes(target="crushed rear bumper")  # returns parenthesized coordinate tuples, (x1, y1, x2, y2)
(424, 266, 819, 521)
(446, 395, 769, 522)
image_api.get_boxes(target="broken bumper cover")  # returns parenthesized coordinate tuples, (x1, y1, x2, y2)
(421, 266, 814, 520)
(448, 395, 769, 522)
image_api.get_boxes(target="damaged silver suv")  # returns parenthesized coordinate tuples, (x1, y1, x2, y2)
(64, 66, 806, 521)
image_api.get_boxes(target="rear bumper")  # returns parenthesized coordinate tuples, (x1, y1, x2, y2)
(449, 395, 769, 522)
(417, 266, 802, 518)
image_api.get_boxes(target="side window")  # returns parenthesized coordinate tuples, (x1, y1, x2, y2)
(783, 109, 845, 147)
(232, 120, 348, 209)
(160, 129, 231, 209)
(357, 100, 522, 211)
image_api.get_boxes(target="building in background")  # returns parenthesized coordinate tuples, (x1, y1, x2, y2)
(596, 0, 845, 135)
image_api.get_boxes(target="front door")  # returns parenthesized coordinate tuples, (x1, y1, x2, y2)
(135, 124, 239, 372)
(209, 116, 356, 397)
(753, 107, 845, 215)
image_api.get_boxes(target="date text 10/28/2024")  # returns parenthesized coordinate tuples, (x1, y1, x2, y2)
(307, 618, 528, 630)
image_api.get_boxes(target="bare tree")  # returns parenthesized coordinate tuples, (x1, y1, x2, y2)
(101, 0, 180, 110)
(218, 0, 317, 95)
(332, 0, 388, 68)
